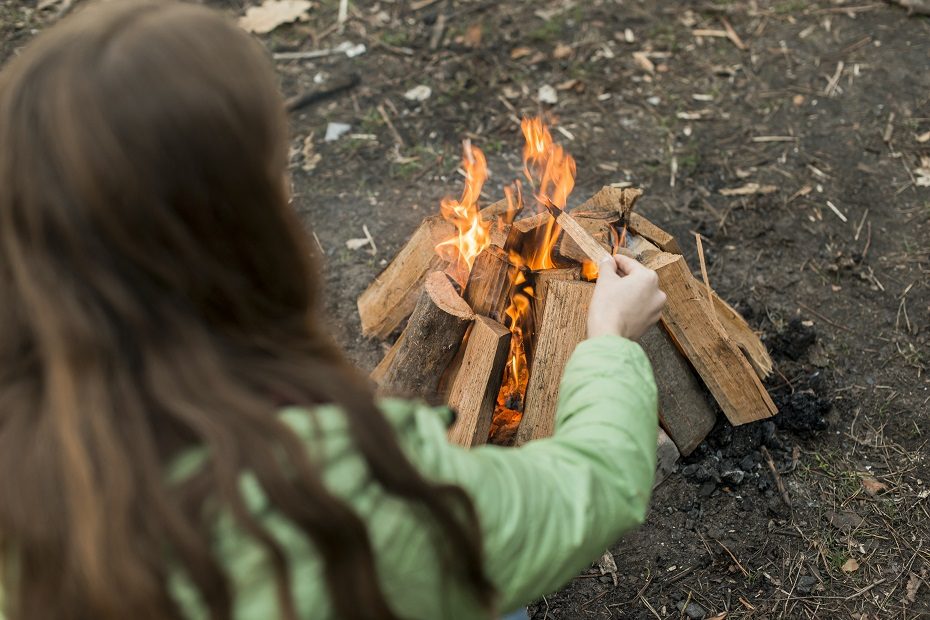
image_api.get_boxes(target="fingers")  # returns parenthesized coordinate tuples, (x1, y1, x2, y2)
(613, 253, 646, 276)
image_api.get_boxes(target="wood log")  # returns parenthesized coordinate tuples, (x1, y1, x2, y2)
(557, 217, 613, 264)
(533, 267, 581, 329)
(552, 209, 613, 264)
(627, 212, 682, 254)
(377, 271, 474, 398)
(654, 428, 681, 488)
(515, 280, 595, 444)
(359, 201, 520, 341)
(358, 216, 451, 340)
(504, 211, 550, 256)
(447, 316, 511, 447)
(639, 325, 717, 455)
(573, 186, 643, 220)
(642, 252, 777, 425)
(701, 291, 774, 380)
(463, 245, 517, 322)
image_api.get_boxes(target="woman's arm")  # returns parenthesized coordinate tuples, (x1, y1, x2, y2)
(403, 334, 658, 611)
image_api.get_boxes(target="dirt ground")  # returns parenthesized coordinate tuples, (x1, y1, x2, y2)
(3, 0, 929, 618)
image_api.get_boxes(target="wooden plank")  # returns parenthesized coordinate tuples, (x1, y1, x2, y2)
(627, 212, 682, 254)
(463, 245, 517, 322)
(639, 325, 717, 455)
(447, 317, 511, 447)
(358, 215, 451, 340)
(515, 280, 595, 444)
(642, 252, 777, 425)
(377, 272, 474, 398)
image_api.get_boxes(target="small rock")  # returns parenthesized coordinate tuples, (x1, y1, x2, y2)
(677, 601, 706, 619)
(722, 469, 746, 486)
(647, 95, 661, 105)
(797, 575, 817, 594)
(699, 481, 717, 497)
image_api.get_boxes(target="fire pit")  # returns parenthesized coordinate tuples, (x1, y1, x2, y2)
(359, 117, 776, 476)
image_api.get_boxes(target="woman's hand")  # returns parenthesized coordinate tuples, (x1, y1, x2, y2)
(587, 254, 667, 341)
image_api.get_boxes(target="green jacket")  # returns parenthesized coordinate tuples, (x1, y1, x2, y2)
(2, 335, 658, 619)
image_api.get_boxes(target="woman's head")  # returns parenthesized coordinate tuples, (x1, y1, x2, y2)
(0, 3, 491, 619)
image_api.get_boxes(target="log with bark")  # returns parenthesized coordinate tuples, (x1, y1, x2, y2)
(376, 271, 474, 398)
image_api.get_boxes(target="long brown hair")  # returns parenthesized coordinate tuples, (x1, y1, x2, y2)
(0, 2, 492, 618)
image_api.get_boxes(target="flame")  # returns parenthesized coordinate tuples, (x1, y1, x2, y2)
(490, 116, 579, 444)
(435, 140, 491, 287)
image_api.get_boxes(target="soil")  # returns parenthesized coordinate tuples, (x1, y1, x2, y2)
(3, 0, 929, 617)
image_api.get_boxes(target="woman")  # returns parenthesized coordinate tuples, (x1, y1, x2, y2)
(0, 2, 665, 618)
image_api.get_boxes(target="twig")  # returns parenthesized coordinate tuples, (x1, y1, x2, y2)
(311, 231, 325, 254)
(429, 0, 449, 50)
(797, 301, 855, 333)
(694, 233, 717, 324)
(362, 224, 377, 255)
(337, 0, 348, 32)
(825, 200, 848, 223)
(714, 538, 750, 577)
(721, 17, 748, 50)
(285, 74, 361, 113)
(762, 446, 792, 512)
(752, 135, 798, 142)
(824, 61, 845, 96)
(640, 596, 662, 620)
(883, 111, 896, 143)
(377, 103, 406, 147)
(854, 208, 869, 241)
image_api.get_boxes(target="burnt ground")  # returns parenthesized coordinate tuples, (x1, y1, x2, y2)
(3, 0, 930, 617)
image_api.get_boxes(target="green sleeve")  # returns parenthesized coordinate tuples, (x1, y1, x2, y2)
(403, 334, 658, 611)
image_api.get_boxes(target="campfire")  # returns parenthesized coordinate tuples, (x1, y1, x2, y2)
(359, 117, 777, 475)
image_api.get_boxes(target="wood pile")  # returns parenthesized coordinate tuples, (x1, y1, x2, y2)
(359, 186, 776, 482)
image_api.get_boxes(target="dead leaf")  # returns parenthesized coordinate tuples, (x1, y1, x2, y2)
(841, 558, 860, 573)
(301, 134, 321, 172)
(463, 23, 482, 48)
(510, 46, 532, 60)
(556, 78, 581, 91)
(860, 475, 887, 496)
(719, 183, 778, 196)
(916, 131, 930, 143)
(239, 0, 311, 34)
(632, 51, 655, 74)
(916, 156, 930, 187)
(597, 550, 619, 586)
(905, 571, 923, 603)
(537, 85, 558, 105)
(553, 43, 573, 59)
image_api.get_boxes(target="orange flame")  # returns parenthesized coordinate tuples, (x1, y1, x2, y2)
(490, 117, 579, 443)
(435, 141, 491, 287)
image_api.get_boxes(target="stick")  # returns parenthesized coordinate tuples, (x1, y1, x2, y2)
(761, 446, 792, 512)
(542, 200, 612, 265)
(377, 103, 405, 147)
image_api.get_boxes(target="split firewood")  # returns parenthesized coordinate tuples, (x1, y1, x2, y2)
(463, 245, 517, 322)
(627, 212, 682, 254)
(447, 316, 511, 447)
(533, 266, 580, 329)
(359, 200, 518, 340)
(515, 279, 595, 444)
(573, 185, 644, 220)
(642, 252, 777, 425)
(504, 211, 550, 256)
(377, 271, 474, 398)
(654, 428, 681, 488)
(542, 200, 612, 264)
(358, 215, 451, 340)
(701, 291, 774, 380)
(556, 217, 613, 264)
(640, 326, 717, 456)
